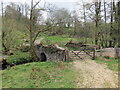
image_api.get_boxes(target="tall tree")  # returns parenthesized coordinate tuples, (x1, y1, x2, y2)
(29, 0, 51, 61)
(24, 3, 30, 19)
(47, 8, 72, 35)
(104, 1, 107, 23)
(109, 0, 114, 47)
(29, 0, 39, 60)
(117, 1, 120, 47)
(103, 0, 108, 47)
(94, 0, 101, 45)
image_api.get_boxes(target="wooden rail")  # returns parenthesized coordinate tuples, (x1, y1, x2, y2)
(70, 47, 96, 60)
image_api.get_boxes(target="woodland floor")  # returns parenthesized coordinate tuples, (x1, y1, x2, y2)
(73, 58, 118, 88)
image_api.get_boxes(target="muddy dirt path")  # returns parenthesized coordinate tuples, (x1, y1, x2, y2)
(73, 59, 118, 88)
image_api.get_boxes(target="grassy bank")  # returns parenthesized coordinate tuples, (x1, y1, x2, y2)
(2, 61, 77, 88)
(41, 35, 73, 47)
(39, 34, 93, 47)
(96, 57, 120, 71)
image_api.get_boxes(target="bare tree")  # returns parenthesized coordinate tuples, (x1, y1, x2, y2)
(109, 0, 114, 47)
(29, 0, 53, 61)
(24, 3, 29, 19)
(117, 1, 120, 47)
(46, 8, 72, 35)
(94, 0, 101, 45)
(103, 0, 108, 47)
(29, 0, 40, 60)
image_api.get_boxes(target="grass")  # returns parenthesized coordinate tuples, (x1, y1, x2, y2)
(37, 33, 94, 50)
(95, 57, 120, 71)
(39, 34, 92, 48)
(41, 35, 74, 47)
(1, 61, 77, 88)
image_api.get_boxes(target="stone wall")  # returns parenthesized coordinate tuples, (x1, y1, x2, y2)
(97, 48, 120, 58)
(35, 44, 70, 61)
(115, 48, 120, 58)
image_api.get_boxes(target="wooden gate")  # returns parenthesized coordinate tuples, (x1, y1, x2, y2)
(66, 42, 97, 60)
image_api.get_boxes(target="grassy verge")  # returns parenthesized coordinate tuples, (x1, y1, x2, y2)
(2, 61, 77, 88)
(38, 34, 94, 51)
(95, 57, 120, 71)
(38, 34, 84, 46)
(41, 35, 73, 47)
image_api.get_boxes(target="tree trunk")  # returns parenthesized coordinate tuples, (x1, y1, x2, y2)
(104, 1, 107, 23)
(29, 0, 39, 61)
(103, 1, 108, 48)
(95, 1, 101, 45)
(117, 1, 120, 47)
(109, 1, 113, 47)
(1, 2, 9, 54)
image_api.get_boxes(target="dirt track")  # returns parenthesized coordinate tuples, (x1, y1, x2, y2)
(74, 59, 118, 88)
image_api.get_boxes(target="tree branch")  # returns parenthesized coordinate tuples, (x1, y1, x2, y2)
(32, 0, 42, 9)
(32, 21, 61, 43)
(33, 25, 54, 43)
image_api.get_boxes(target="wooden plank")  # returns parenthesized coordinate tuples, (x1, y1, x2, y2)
(71, 50, 83, 59)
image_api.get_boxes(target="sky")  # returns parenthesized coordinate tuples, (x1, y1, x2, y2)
(1, 0, 119, 21)
(2, 0, 80, 3)
(2, 0, 119, 3)
(1, 0, 80, 11)
(1, 0, 80, 20)
(1, 0, 119, 12)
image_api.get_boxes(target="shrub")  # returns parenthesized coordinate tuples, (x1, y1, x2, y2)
(104, 55, 110, 59)
(7, 51, 31, 65)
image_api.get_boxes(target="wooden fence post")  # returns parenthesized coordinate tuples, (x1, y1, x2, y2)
(93, 47, 96, 60)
